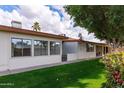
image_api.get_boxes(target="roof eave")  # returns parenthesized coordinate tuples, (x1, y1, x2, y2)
(0, 25, 67, 39)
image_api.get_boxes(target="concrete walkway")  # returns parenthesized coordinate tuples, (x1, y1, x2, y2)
(0, 57, 100, 76)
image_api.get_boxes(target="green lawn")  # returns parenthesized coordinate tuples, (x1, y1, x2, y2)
(0, 59, 107, 88)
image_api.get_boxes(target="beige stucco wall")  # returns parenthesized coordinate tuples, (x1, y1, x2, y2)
(77, 42, 96, 59)
(63, 42, 96, 61)
(0, 31, 62, 71)
(0, 32, 9, 71)
(67, 53, 78, 61)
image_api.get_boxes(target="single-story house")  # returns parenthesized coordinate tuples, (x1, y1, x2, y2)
(0, 25, 66, 72)
(0, 25, 111, 72)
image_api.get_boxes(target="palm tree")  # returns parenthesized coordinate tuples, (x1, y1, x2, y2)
(32, 22, 41, 32)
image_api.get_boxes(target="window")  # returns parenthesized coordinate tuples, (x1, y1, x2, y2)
(22, 39, 32, 56)
(11, 38, 32, 57)
(12, 38, 23, 57)
(86, 43, 94, 52)
(34, 40, 48, 56)
(106, 47, 108, 53)
(50, 41, 61, 55)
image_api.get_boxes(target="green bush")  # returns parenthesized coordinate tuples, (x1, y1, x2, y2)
(101, 52, 124, 88)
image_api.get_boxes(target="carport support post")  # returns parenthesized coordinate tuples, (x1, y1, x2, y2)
(102, 45, 104, 56)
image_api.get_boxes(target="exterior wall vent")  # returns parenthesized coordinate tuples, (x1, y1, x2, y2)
(11, 20, 22, 28)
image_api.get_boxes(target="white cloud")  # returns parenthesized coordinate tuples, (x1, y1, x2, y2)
(0, 5, 104, 43)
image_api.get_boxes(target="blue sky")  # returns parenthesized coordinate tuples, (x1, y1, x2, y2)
(47, 5, 64, 18)
(0, 5, 19, 12)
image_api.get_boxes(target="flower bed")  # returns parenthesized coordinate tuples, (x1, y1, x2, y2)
(101, 52, 124, 87)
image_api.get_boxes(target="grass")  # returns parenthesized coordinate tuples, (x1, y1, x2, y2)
(0, 58, 107, 88)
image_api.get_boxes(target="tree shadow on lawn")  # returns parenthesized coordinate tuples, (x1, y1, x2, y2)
(0, 59, 107, 88)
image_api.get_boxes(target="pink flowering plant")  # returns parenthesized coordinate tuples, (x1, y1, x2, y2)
(101, 52, 124, 88)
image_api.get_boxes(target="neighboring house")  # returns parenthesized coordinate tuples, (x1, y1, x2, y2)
(0, 25, 111, 72)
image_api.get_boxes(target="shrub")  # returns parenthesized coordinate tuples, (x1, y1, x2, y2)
(101, 52, 124, 88)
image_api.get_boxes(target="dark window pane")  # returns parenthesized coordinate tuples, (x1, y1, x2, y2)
(12, 38, 32, 57)
(34, 40, 48, 56)
(11, 38, 23, 57)
(34, 40, 41, 56)
(23, 39, 32, 56)
(86, 43, 94, 52)
(106, 47, 108, 53)
(50, 41, 61, 55)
